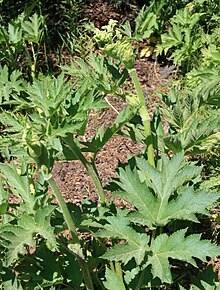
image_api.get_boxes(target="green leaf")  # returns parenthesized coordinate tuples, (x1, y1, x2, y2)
(16, 243, 63, 289)
(0, 65, 24, 104)
(26, 74, 72, 118)
(111, 153, 219, 228)
(178, 285, 187, 290)
(134, 6, 158, 40)
(0, 206, 57, 266)
(194, 281, 220, 290)
(136, 153, 201, 198)
(35, 206, 57, 248)
(1, 222, 35, 266)
(8, 23, 22, 44)
(159, 24, 183, 55)
(112, 167, 158, 228)
(95, 211, 150, 264)
(147, 229, 220, 283)
(191, 264, 220, 290)
(63, 252, 83, 288)
(162, 104, 219, 154)
(163, 135, 183, 153)
(103, 267, 126, 290)
(183, 118, 219, 152)
(22, 13, 43, 43)
(62, 53, 128, 94)
(2, 278, 23, 290)
(0, 182, 8, 214)
(159, 187, 219, 224)
(0, 111, 25, 133)
(124, 266, 140, 285)
(0, 163, 36, 213)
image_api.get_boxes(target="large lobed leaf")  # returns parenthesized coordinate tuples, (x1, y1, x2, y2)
(94, 211, 150, 265)
(0, 222, 35, 266)
(111, 153, 219, 228)
(62, 53, 128, 95)
(22, 13, 43, 43)
(147, 228, 220, 283)
(26, 73, 73, 118)
(0, 205, 57, 266)
(96, 219, 219, 283)
(0, 162, 57, 266)
(0, 163, 36, 214)
(0, 65, 24, 104)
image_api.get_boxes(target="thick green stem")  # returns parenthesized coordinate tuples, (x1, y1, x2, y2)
(135, 269, 146, 290)
(150, 228, 157, 249)
(48, 176, 79, 243)
(129, 68, 155, 168)
(31, 42, 37, 79)
(79, 259, 95, 290)
(48, 176, 94, 290)
(63, 135, 106, 205)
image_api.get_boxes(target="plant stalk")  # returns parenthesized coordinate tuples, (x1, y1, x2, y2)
(63, 135, 106, 205)
(79, 258, 95, 290)
(150, 228, 157, 249)
(47, 175, 94, 290)
(31, 42, 37, 79)
(48, 176, 79, 243)
(129, 68, 157, 258)
(129, 68, 155, 168)
(135, 269, 146, 290)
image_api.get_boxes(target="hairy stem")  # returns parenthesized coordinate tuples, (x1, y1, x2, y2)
(48, 176, 94, 290)
(79, 259, 95, 290)
(31, 42, 37, 79)
(63, 134, 106, 205)
(129, 67, 157, 256)
(150, 228, 157, 249)
(135, 269, 146, 290)
(48, 176, 79, 243)
(129, 68, 155, 168)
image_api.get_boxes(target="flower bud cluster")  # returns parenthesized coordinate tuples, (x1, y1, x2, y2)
(94, 19, 135, 69)
(94, 19, 119, 47)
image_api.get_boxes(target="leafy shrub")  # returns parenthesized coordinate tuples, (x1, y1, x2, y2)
(0, 0, 84, 46)
(156, 0, 220, 72)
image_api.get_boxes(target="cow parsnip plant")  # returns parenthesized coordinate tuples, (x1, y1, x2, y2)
(156, 0, 220, 72)
(154, 29, 220, 157)
(0, 7, 220, 290)
(0, 10, 45, 79)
